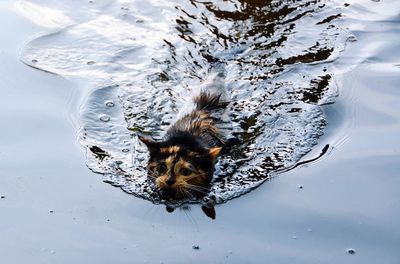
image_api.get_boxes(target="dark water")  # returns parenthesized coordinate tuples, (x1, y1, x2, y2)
(22, 0, 349, 206)
(1, 0, 400, 263)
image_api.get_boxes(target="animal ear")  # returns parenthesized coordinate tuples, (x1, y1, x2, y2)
(201, 205, 216, 220)
(138, 135, 159, 151)
(209, 147, 222, 160)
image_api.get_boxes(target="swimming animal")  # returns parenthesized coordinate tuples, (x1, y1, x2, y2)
(139, 72, 229, 199)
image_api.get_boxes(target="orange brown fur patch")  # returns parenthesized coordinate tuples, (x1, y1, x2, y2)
(159, 146, 180, 154)
(165, 156, 175, 167)
(153, 156, 210, 196)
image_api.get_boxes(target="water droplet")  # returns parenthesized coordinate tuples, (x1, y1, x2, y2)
(347, 248, 356, 254)
(292, 236, 297, 239)
(122, 148, 130, 153)
(307, 228, 313, 232)
(192, 245, 200, 250)
(31, 59, 38, 63)
(136, 19, 144, 23)
(115, 160, 123, 165)
(105, 101, 115, 107)
(99, 114, 110, 122)
(87, 61, 96, 65)
(348, 36, 357, 42)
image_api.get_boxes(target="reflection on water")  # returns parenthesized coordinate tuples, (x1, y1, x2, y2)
(21, 0, 350, 207)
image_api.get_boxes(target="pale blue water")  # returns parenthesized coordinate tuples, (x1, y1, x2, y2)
(0, 0, 399, 263)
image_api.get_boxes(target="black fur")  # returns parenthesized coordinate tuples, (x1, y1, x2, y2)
(193, 92, 228, 111)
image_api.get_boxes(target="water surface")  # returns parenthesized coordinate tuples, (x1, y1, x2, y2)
(22, 0, 349, 205)
(0, 0, 399, 263)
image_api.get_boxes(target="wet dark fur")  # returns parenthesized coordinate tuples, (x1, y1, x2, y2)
(139, 92, 227, 198)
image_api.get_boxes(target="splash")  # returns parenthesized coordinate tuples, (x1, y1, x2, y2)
(21, 0, 349, 206)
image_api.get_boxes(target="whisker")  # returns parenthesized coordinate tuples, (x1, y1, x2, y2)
(182, 184, 209, 195)
(175, 181, 208, 190)
(185, 184, 209, 191)
(179, 186, 195, 198)
(175, 183, 205, 197)
(185, 170, 212, 180)
(147, 172, 157, 179)
(183, 189, 194, 198)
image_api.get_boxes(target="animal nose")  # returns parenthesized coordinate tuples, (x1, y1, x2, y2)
(166, 178, 175, 186)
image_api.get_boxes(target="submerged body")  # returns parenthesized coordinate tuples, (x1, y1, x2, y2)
(139, 88, 228, 198)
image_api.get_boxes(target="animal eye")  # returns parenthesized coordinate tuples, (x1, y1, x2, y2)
(180, 168, 192, 176)
(156, 164, 167, 175)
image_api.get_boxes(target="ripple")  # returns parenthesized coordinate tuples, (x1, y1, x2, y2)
(99, 114, 110, 122)
(105, 100, 115, 107)
(21, 0, 349, 206)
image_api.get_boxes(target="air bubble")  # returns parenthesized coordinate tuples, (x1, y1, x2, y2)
(192, 245, 200, 250)
(348, 36, 357, 42)
(99, 114, 110, 122)
(105, 101, 115, 107)
(122, 148, 130, 153)
(87, 61, 96, 65)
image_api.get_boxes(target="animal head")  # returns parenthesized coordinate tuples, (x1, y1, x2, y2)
(138, 135, 221, 198)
